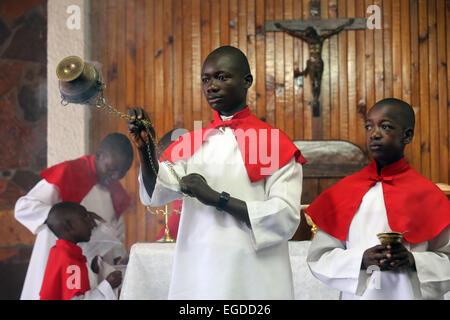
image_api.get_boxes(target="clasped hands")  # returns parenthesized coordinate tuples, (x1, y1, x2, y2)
(362, 243, 415, 271)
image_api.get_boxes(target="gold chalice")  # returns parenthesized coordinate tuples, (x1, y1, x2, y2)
(377, 231, 408, 245)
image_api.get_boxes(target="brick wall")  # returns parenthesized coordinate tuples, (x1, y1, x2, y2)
(0, 0, 47, 300)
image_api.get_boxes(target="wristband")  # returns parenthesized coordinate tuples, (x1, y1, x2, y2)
(216, 191, 230, 211)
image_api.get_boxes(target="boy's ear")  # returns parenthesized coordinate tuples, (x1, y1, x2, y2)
(403, 127, 414, 145)
(243, 73, 253, 89)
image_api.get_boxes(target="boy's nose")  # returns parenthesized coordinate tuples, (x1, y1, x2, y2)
(370, 127, 382, 139)
(206, 81, 219, 92)
(110, 172, 120, 181)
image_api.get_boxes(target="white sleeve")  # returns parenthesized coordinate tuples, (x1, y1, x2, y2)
(14, 179, 61, 234)
(110, 215, 127, 260)
(245, 158, 302, 251)
(411, 225, 450, 299)
(70, 280, 117, 300)
(111, 214, 125, 243)
(307, 228, 367, 295)
(138, 161, 185, 207)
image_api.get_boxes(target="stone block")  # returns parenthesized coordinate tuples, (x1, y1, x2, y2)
(0, 100, 33, 170)
(0, 0, 46, 21)
(0, 179, 23, 208)
(2, 13, 46, 63)
(0, 209, 35, 246)
(0, 17, 11, 46)
(18, 85, 46, 122)
(11, 169, 41, 193)
(0, 61, 24, 96)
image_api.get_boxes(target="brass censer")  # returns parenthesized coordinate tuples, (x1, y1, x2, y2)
(56, 56, 184, 188)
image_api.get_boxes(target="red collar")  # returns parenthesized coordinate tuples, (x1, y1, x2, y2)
(40, 156, 131, 217)
(367, 157, 409, 180)
(55, 239, 86, 263)
(212, 107, 251, 123)
(161, 107, 306, 182)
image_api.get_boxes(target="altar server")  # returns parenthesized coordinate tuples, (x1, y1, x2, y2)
(306, 98, 450, 299)
(15, 133, 132, 300)
(128, 46, 306, 299)
(40, 202, 122, 300)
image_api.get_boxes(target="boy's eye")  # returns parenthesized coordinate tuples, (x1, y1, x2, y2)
(365, 125, 372, 131)
(381, 125, 392, 130)
(201, 78, 209, 83)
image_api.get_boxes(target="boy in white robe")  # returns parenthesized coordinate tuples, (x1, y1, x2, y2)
(15, 133, 133, 300)
(127, 46, 307, 299)
(40, 202, 122, 300)
(305, 98, 450, 299)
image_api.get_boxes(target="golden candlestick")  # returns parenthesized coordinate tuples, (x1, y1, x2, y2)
(146, 204, 180, 242)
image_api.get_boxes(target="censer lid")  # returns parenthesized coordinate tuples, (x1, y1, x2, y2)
(56, 56, 85, 82)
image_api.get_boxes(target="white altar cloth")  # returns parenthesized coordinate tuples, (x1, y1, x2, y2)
(120, 241, 340, 300)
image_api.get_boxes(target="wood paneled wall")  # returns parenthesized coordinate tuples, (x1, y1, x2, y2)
(89, 0, 450, 248)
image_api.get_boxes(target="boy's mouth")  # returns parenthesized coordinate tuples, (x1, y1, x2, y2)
(207, 96, 223, 104)
(369, 143, 383, 151)
(100, 177, 113, 187)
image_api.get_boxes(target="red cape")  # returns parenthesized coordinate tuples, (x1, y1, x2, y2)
(305, 158, 450, 244)
(40, 155, 130, 218)
(160, 107, 307, 182)
(40, 239, 91, 300)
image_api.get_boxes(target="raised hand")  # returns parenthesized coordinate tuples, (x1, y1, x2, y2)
(127, 107, 159, 197)
(127, 107, 155, 149)
(91, 255, 100, 274)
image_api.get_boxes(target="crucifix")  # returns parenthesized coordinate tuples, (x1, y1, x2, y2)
(265, 1, 366, 117)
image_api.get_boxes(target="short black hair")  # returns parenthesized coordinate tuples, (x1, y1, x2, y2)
(205, 46, 251, 76)
(98, 132, 134, 164)
(372, 98, 415, 130)
(46, 202, 85, 238)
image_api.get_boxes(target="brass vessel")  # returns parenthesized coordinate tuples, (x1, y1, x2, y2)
(55, 55, 185, 192)
(377, 231, 406, 245)
(56, 56, 103, 105)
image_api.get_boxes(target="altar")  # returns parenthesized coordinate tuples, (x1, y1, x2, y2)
(120, 241, 340, 300)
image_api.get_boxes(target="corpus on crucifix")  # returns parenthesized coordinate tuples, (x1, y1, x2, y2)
(266, 1, 366, 117)
(275, 19, 354, 117)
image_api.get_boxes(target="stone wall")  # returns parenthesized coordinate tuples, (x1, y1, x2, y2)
(0, 0, 47, 299)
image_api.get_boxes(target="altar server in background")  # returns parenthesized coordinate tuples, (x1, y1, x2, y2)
(15, 133, 132, 299)
(40, 202, 122, 300)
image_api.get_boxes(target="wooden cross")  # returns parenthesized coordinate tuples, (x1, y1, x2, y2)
(265, 2, 366, 117)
